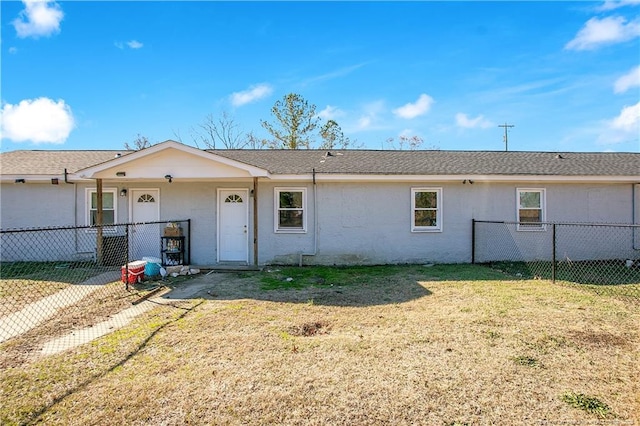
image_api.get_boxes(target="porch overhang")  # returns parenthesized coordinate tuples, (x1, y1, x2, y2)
(76, 140, 271, 181)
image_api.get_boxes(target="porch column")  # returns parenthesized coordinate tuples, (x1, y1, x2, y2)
(96, 178, 104, 265)
(253, 177, 258, 266)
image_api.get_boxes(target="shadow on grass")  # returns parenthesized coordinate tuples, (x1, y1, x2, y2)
(0, 261, 119, 285)
(483, 260, 640, 285)
(17, 300, 203, 426)
(156, 264, 518, 307)
(480, 261, 640, 301)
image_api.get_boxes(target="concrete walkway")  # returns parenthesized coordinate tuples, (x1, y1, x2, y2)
(40, 273, 230, 355)
(41, 299, 160, 355)
(0, 271, 121, 343)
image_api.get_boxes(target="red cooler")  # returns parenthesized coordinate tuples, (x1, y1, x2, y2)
(121, 260, 146, 284)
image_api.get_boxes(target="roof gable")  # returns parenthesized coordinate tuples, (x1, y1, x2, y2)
(76, 141, 269, 180)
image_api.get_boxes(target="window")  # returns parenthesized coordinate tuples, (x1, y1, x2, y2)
(517, 188, 545, 230)
(411, 188, 442, 232)
(275, 188, 306, 232)
(86, 189, 117, 226)
(225, 194, 243, 203)
(137, 193, 155, 203)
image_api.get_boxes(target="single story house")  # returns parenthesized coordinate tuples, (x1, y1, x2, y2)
(1, 140, 639, 266)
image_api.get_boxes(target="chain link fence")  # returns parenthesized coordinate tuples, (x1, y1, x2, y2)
(472, 220, 640, 300)
(0, 220, 194, 365)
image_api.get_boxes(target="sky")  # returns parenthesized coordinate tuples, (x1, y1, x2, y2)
(1, 0, 639, 153)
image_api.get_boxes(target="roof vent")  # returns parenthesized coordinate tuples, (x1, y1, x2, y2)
(115, 153, 122, 158)
(555, 154, 564, 159)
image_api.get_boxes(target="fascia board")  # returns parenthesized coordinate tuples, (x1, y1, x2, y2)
(77, 141, 270, 178)
(0, 174, 89, 183)
(267, 174, 640, 183)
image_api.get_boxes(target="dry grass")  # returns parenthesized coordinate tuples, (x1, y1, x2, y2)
(1, 265, 639, 425)
(0, 279, 71, 315)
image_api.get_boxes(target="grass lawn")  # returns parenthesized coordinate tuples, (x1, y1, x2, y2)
(0, 262, 117, 315)
(1, 264, 638, 425)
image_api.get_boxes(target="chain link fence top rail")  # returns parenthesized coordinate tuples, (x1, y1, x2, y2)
(472, 220, 640, 300)
(0, 220, 192, 364)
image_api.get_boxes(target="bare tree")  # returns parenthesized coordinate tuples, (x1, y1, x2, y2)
(386, 135, 426, 150)
(261, 93, 319, 149)
(245, 131, 269, 149)
(191, 111, 250, 149)
(124, 134, 153, 150)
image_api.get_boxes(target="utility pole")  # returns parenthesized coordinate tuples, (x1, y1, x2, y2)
(498, 123, 514, 151)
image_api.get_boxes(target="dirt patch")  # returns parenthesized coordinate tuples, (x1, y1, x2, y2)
(289, 320, 331, 337)
(568, 330, 631, 348)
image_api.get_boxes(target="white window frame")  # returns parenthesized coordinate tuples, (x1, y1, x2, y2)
(85, 188, 118, 229)
(411, 187, 443, 232)
(517, 188, 546, 231)
(274, 187, 307, 233)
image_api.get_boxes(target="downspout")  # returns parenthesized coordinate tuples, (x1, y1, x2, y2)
(634, 183, 639, 250)
(299, 168, 318, 266)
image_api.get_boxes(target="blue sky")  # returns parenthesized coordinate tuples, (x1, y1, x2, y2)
(1, 1, 639, 153)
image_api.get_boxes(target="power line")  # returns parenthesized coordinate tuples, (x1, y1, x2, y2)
(498, 123, 514, 151)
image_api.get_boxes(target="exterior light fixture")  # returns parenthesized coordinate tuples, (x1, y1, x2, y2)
(15, 178, 25, 184)
(116, 171, 126, 177)
(165, 174, 173, 183)
(120, 189, 128, 197)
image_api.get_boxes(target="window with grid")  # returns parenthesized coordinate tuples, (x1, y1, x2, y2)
(411, 188, 442, 232)
(87, 189, 117, 226)
(517, 188, 546, 230)
(275, 188, 306, 232)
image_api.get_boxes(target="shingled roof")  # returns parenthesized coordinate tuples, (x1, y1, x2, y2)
(215, 150, 640, 177)
(0, 150, 133, 176)
(1, 148, 639, 177)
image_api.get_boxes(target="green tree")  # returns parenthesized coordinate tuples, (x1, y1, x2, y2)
(261, 93, 319, 149)
(319, 119, 351, 150)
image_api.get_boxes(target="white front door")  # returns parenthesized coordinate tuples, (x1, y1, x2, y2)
(130, 189, 160, 260)
(218, 189, 249, 262)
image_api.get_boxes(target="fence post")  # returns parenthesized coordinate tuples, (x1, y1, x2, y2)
(125, 223, 130, 290)
(187, 219, 191, 265)
(471, 219, 476, 264)
(551, 223, 556, 283)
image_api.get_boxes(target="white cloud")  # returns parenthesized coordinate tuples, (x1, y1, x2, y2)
(115, 40, 144, 50)
(355, 100, 386, 130)
(614, 65, 640, 93)
(13, 0, 64, 39)
(565, 16, 640, 50)
(357, 116, 372, 130)
(127, 40, 143, 49)
(611, 102, 640, 132)
(393, 94, 434, 119)
(598, 0, 640, 11)
(230, 84, 273, 107)
(9, 47, 18, 54)
(598, 101, 640, 144)
(318, 105, 345, 120)
(455, 113, 493, 129)
(1, 97, 75, 144)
